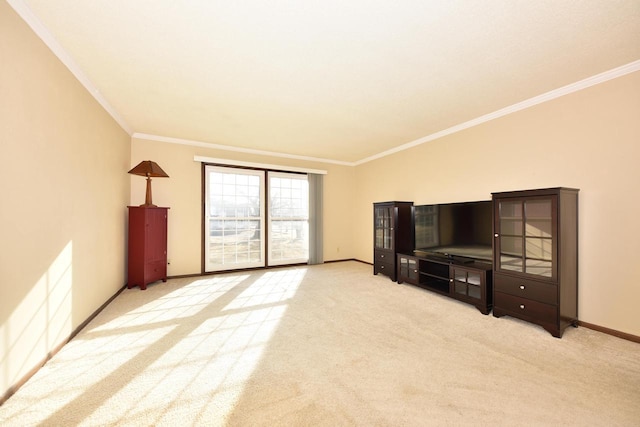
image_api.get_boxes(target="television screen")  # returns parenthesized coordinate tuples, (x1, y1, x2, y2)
(414, 200, 493, 261)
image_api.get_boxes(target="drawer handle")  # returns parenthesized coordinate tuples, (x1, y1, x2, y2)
(519, 304, 525, 310)
(494, 233, 499, 238)
(413, 269, 418, 273)
(381, 254, 384, 258)
(380, 265, 384, 269)
(520, 285, 525, 290)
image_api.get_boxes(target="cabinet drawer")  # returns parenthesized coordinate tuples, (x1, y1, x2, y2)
(494, 292, 557, 325)
(145, 260, 166, 281)
(374, 249, 393, 263)
(375, 261, 394, 275)
(494, 274, 557, 305)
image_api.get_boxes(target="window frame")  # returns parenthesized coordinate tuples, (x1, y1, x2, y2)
(267, 171, 310, 266)
(202, 163, 310, 273)
(203, 165, 266, 272)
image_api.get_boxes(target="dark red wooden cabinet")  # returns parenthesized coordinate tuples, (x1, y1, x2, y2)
(127, 206, 168, 290)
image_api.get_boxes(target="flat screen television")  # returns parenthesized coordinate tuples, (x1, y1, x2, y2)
(413, 200, 493, 263)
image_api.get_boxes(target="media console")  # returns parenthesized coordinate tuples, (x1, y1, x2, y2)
(375, 187, 578, 338)
(397, 252, 493, 314)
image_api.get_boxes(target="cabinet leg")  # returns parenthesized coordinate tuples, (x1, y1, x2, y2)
(475, 306, 490, 315)
(546, 329, 562, 338)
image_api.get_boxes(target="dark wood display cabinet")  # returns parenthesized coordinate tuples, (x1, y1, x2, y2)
(373, 201, 413, 281)
(492, 188, 578, 338)
(128, 206, 169, 290)
(397, 253, 492, 314)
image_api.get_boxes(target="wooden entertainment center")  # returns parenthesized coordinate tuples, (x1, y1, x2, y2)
(397, 252, 493, 315)
(374, 187, 579, 338)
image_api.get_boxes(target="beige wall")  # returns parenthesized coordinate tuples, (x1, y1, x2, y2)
(354, 70, 640, 336)
(130, 138, 356, 276)
(2, 0, 638, 400)
(133, 71, 640, 337)
(0, 3, 130, 397)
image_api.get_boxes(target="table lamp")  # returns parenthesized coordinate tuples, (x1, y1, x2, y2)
(128, 160, 169, 207)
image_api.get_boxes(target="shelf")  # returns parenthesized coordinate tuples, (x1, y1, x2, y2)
(467, 277, 481, 286)
(420, 272, 448, 281)
(417, 278, 450, 295)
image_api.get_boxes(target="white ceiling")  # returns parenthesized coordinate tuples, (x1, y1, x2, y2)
(11, 0, 640, 164)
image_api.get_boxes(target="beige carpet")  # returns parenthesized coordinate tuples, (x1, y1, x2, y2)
(1, 261, 639, 426)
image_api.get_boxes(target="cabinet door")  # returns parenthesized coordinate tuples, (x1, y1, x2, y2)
(452, 267, 482, 300)
(495, 196, 557, 280)
(374, 205, 395, 250)
(398, 255, 419, 283)
(399, 256, 409, 278)
(145, 209, 168, 264)
(407, 258, 418, 281)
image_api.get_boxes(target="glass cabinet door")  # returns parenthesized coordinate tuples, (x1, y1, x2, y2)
(496, 196, 556, 279)
(408, 258, 418, 281)
(524, 199, 554, 277)
(452, 267, 482, 300)
(399, 256, 418, 281)
(374, 206, 394, 250)
(497, 201, 524, 273)
(399, 256, 409, 277)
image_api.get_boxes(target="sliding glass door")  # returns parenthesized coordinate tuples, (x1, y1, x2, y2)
(204, 165, 309, 272)
(269, 172, 309, 266)
(205, 166, 265, 272)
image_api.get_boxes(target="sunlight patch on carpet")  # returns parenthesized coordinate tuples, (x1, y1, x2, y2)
(1, 269, 307, 426)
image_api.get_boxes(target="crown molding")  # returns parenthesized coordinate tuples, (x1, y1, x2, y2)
(140, 60, 640, 167)
(9, 0, 638, 166)
(355, 59, 640, 165)
(133, 133, 355, 167)
(7, 0, 132, 135)
(194, 156, 328, 175)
